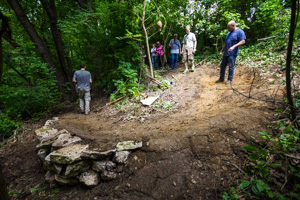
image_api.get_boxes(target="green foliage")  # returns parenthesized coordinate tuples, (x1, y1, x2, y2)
(0, 114, 23, 139)
(30, 184, 41, 194)
(162, 101, 172, 111)
(224, 120, 300, 199)
(111, 61, 141, 99)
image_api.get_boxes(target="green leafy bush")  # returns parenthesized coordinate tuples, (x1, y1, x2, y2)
(0, 114, 23, 139)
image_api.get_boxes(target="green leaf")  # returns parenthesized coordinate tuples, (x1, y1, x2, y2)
(238, 180, 250, 189)
(277, 121, 285, 128)
(266, 190, 274, 198)
(284, 125, 293, 133)
(251, 185, 261, 195)
(222, 192, 229, 200)
(249, 153, 259, 161)
(243, 146, 258, 152)
(260, 167, 270, 178)
(256, 182, 264, 192)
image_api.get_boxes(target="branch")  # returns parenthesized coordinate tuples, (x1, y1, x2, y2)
(284, 154, 300, 160)
(257, 36, 276, 41)
(148, 30, 160, 39)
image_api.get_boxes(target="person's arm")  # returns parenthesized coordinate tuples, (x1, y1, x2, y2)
(193, 34, 197, 53)
(179, 44, 182, 53)
(169, 39, 173, 47)
(89, 73, 92, 83)
(73, 73, 77, 83)
(228, 40, 245, 52)
(219, 44, 225, 58)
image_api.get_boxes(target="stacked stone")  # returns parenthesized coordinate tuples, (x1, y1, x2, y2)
(35, 117, 142, 187)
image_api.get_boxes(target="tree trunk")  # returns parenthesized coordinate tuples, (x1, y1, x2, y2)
(7, 0, 70, 101)
(40, 0, 77, 100)
(0, 37, 3, 83)
(286, 0, 297, 121)
(142, 0, 153, 77)
(162, 25, 172, 68)
(0, 163, 9, 200)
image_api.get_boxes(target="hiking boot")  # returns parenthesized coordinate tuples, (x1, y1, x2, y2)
(225, 80, 233, 85)
(215, 79, 224, 83)
(191, 65, 195, 72)
(183, 69, 189, 74)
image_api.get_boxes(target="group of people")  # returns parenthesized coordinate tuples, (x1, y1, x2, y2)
(74, 20, 246, 115)
(147, 25, 198, 73)
(150, 42, 164, 70)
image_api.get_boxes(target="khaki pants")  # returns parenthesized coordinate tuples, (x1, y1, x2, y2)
(183, 48, 194, 62)
(78, 89, 91, 114)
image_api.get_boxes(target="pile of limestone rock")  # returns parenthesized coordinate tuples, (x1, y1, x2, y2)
(35, 117, 142, 187)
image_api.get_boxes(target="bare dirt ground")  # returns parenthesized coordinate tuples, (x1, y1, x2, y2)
(0, 63, 284, 200)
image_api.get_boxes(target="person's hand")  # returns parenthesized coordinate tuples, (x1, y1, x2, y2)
(219, 52, 223, 58)
(180, 51, 183, 54)
(228, 46, 235, 52)
(192, 50, 196, 54)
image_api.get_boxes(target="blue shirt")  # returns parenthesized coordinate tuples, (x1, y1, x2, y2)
(224, 29, 246, 56)
(73, 70, 92, 91)
(169, 39, 181, 54)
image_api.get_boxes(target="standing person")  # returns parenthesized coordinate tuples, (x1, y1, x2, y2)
(181, 25, 197, 74)
(73, 63, 92, 115)
(151, 43, 158, 70)
(169, 34, 181, 69)
(216, 21, 246, 85)
(156, 41, 164, 69)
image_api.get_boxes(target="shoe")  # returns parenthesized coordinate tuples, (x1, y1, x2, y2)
(225, 80, 233, 85)
(183, 69, 189, 74)
(215, 79, 224, 83)
(85, 111, 90, 115)
(191, 65, 195, 72)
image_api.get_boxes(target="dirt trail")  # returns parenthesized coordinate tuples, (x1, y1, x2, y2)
(1, 64, 281, 200)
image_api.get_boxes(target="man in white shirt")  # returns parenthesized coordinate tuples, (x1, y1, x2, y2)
(181, 25, 197, 74)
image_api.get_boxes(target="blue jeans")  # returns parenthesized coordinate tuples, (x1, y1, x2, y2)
(220, 55, 236, 81)
(170, 53, 179, 69)
(152, 56, 158, 69)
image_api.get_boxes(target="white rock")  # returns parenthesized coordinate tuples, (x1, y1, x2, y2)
(116, 141, 142, 151)
(52, 133, 82, 148)
(44, 120, 56, 128)
(92, 161, 106, 172)
(48, 144, 89, 164)
(65, 161, 91, 177)
(37, 149, 48, 161)
(35, 128, 59, 141)
(113, 151, 130, 163)
(106, 161, 116, 171)
(80, 149, 115, 160)
(79, 170, 100, 187)
(36, 129, 69, 149)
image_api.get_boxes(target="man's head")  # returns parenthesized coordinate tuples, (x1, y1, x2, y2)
(153, 43, 156, 48)
(156, 41, 160, 47)
(80, 63, 86, 69)
(185, 26, 190, 34)
(141, 45, 145, 49)
(174, 33, 178, 39)
(227, 21, 236, 32)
